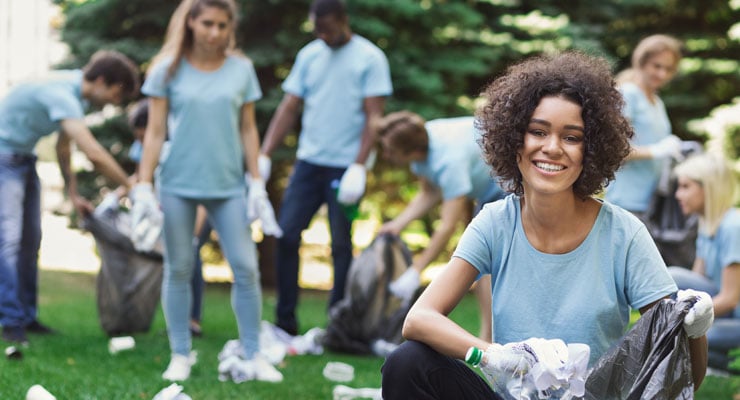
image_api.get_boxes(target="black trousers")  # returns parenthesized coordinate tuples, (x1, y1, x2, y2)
(381, 340, 504, 400)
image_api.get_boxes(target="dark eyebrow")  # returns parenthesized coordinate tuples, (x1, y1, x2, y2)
(530, 118, 584, 132)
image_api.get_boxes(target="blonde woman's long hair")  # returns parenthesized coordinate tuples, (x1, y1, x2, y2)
(616, 34, 683, 85)
(150, 0, 239, 81)
(674, 152, 737, 236)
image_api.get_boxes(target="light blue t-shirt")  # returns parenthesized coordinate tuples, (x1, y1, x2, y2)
(453, 195, 677, 366)
(142, 55, 262, 198)
(282, 35, 393, 167)
(411, 117, 501, 203)
(697, 208, 740, 318)
(606, 82, 672, 212)
(0, 70, 86, 155)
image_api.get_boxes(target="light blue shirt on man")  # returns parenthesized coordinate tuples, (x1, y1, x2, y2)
(698, 209, 740, 318)
(453, 195, 677, 366)
(142, 55, 262, 198)
(282, 35, 392, 167)
(0, 70, 86, 155)
(411, 116, 500, 203)
(606, 82, 672, 212)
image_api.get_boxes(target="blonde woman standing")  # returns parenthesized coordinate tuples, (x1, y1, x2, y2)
(132, 0, 281, 382)
(670, 153, 740, 373)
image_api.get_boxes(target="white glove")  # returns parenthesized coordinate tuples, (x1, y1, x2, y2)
(389, 268, 421, 301)
(337, 163, 366, 205)
(130, 183, 163, 252)
(94, 191, 120, 217)
(648, 135, 683, 160)
(479, 339, 590, 398)
(246, 177, 283, 238)
(480, 341, 538, 379)
(258, 154, 272, 182)
(677, 289, 714, 339)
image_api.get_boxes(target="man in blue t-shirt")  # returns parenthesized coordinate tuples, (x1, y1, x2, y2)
(0, 50, 139, 344)
(376, 111, 505, 340)
(260, 0, 393, 335)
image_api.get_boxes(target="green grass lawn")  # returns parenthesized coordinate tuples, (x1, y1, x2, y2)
(2, 270, 738, 399)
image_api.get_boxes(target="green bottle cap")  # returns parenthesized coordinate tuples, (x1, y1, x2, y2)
(465, 346, 483, 366)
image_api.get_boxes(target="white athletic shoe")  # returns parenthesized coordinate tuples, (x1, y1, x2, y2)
(225, 354, 284, 383)
(162, 351, 197, 381)
(252, 354, 284, 382)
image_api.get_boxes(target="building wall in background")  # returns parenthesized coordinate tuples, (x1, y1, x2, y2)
(0, 0, 67, 96)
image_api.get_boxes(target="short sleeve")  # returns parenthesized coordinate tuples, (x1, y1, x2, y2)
(361, 51, 392, 98)
(282, 48, 308, 98)
(241, 59, 262, 103)
(624, 225, 678, 309)
(43, 89, 85, 122)
(142, 59, 171, 98)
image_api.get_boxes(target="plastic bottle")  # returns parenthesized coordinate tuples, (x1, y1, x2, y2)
(331, 179, 359, 221)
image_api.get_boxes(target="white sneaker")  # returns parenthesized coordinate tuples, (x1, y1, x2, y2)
(227, 354, 284, 383)
(162, 351, 197, 381)
(252, 354, 283, 382)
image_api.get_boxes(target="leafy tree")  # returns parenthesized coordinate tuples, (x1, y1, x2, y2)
(53, 0, 739, 280)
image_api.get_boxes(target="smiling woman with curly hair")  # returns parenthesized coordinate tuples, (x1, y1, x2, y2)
(476, 51, 633, 199)
(380, 51, 711, 399)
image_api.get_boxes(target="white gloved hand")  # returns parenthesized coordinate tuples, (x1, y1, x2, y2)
(246, 176, 283, 238)
(648, 135, 683, 160)
(480, 341, 538, 380)
(337, 163, 366, 205)
(677, 289, 714, 338)
(258, 154, 272, 182)
(94, 191, 120, 217)
(130, 183, 163, 252)
(389, 267, 421, 301)
(480, 338, 589, 398)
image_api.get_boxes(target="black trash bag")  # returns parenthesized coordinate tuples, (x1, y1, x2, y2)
(82, 210, 163, 337)
(645, 175, 698, 268)
(321, 233, 413, 355)
(584, 298, 695, 400)
(645, 142, 702, 268)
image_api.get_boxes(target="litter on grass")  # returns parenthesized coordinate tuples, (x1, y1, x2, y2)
(152, 383, 191, 400)
(108, 336, 135, 354)
(332, 385, 382, 400)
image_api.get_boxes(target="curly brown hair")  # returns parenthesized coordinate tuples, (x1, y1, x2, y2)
(476, 51, 633, 199)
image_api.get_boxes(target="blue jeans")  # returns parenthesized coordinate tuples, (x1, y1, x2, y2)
(669, 266, 740, 369)
(191, 220, 211, 323)
(275, 160, 354, 330)
(159, 192, 261, 357)
(0, 153, 41, 328)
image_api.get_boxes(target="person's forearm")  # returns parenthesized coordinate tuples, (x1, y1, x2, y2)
(240, 103, 262, 179)
(354, 96, 386, 164)
(244, 128, 261, 179)
(688, 336, 707, 390)
(137, 136, 162, 184)
(86, 149, 131, 189)
(412, 223, 456, 273)
(354, 121, 376, 166)
(55, 135, 78, 197)
(713, 295, 739, 317)
(392, 190, 441, 230)
(262, 96, 301, 156)
(56, 131, 129, 195)
(403, 260, 489, 359)
(625, 144, 653, 161)
(411, 197, 470, 272)
(404, 306, 486, 359)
